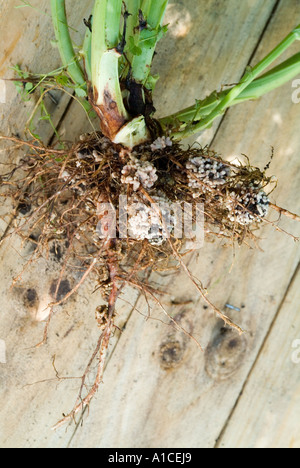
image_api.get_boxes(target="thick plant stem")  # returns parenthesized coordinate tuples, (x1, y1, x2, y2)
(105, 0, 123, 47)
(91, 0, 153, 146)
(131, 0, 168, 86)
(124, 0, 141, 65)
(160, 52, 300, 134)
(81, 17, 92, 82)
(50, 0, 86, 94)
(169, 24, 300, 140)
(91, 0, 129, 140)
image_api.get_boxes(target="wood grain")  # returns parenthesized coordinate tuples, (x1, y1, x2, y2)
(0, 0, 299, 449)
(67, 0, 300, 448)
(216, 263, 300, 448)
(0, 0, 95, 141)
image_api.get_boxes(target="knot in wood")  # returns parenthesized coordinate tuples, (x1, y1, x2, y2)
(204, 326, 247, 381)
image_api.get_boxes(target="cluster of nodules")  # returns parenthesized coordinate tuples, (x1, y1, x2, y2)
(185, 155, 270, 226)
(118, 145, 270, 246)
(118, 137, 174, 246)
(120, 155, 175, 246)
(59, 135, 270, 246)
(186, 156, 231, 193)
(65, 136, 175, 247)
(226, 185, 270, 225)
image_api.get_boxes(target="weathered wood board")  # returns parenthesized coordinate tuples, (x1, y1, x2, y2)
(216, 264, 300, 449)
(0, 0, 299, 448)
(0, 0, 95, 141)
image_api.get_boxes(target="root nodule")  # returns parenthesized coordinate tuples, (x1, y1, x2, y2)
(1, 131, 298, 428)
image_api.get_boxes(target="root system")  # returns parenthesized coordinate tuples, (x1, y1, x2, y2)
(0, 132, 298, 428)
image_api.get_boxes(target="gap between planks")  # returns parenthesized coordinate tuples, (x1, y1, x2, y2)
(56, 4, 283, 442)
(214, 260, 300, 448)
(48, 0, 293, 444)
(65, 291, 143, 447)
(0, 0, 297, 447)
(209, 0, 282, 148)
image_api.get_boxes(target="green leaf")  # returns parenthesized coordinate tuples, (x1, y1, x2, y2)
(55, 74, 69, 86)
(145, 73, 160, 91)
(156, 24, 168, 41)
(25, 82, 34, 92)
(13, 64, 30, 79)
(75, 87, 88, 98)
(13, 81, 23, 91)
(30, 132, 42, 141)
(128, 36, 143, 56)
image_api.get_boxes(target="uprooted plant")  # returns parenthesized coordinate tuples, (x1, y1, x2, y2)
(1, 0, 300, 429)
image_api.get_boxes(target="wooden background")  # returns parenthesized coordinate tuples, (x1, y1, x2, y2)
(0, 0, 300, 448)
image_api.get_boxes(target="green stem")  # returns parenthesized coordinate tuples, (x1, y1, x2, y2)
(81, 18, 92, 82)
(170, 24, 300, 140)
(50, 0, 86, 92)
(234, 52, 300, 102)
(91, 0, 129, 137)
(160, 52, 300, 133)
(91, 0, 108, 93)
(105, 0, 123, 47)
(123, 0, 141, 67)
(131, 0, 168, 86)
(126, 0, 142, 41)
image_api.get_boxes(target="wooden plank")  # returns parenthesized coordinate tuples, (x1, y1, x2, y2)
(0, 0, 299, 449)
(216, 264, 300, 448)
(56, 0, 279, 144)
(65, 0, 300, 448)
(0, 0, 113, 449)
(0, 0, 95, 235)
(0, 239, 140, 448)
(0, 0, 95, 141)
